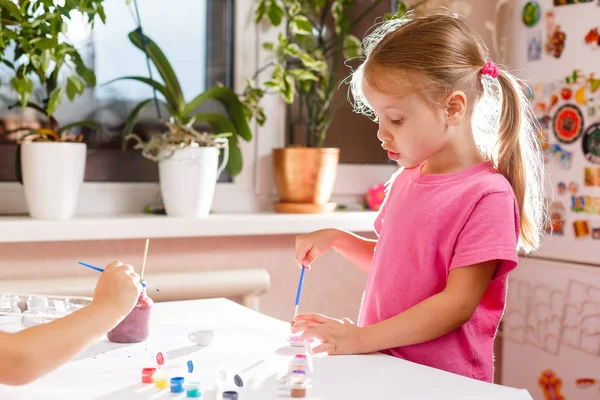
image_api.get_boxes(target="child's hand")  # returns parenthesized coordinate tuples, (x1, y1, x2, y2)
(295, 229, 339, 268)
(91, 261, 142, 319)
(291, 313, 363, 355)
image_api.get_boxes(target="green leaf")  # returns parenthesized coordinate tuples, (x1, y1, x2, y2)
(66, 76, 84, 101)
(267, 0, 283, 26)
(11, 76, 34, 109)
(121, 98, 160, 149)
(288, 69, 318, 81)
(47, 87, 64, 116)
(396, 1, 408, 16)
(184, 87, 252, 142)
(58, 120, 101, 134)
(76, 64, 96, 87)
(1, 0, 22, 22)
(331, 1, 344, 34)
(31, 37, 57, 50)
(290, 15, 312, 36)
(343, 35, 362, 59)
(282, 74, 296, 104)
(262, 42, 275, 51)
(192, 112, 243, 176)
(254, 0, 268, 24)
(103, 76, 178, 111)
(128, 29, 185, 112)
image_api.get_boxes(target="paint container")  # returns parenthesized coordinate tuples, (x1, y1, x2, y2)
(290, 381, 309, 398)
(153, 370, 169, 389)
(222, 391, 238, 400)
(170, 377, 185, 393)
(141, 367, 156, 383)
(107, 290, 153, 343)
(185, 381, 202, 398)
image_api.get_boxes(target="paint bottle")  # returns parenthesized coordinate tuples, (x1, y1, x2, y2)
(290, 381, 309, 398)
(153, 370, 169, 389)
(141, 367, 156, 384)
(222, 391, 238, 400)
(170, 377, 185, 393)
(184, 381, 202, 398)
(107, 289, 153, 343)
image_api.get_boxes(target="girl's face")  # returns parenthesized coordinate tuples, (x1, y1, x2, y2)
(361, 72, 449, 169)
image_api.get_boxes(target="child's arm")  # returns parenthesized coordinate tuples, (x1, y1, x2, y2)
(296, 228, 376, 272)
(0, 261, 141, 385)
(292, 260, 497, 354)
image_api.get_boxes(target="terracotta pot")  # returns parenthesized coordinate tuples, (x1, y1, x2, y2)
(272, 147, 339, 213)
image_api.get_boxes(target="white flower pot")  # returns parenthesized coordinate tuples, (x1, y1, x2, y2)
(158, 146, 228, 218)
(21, 142, 86, 220)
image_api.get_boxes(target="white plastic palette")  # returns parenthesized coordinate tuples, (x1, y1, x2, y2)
(0, 293, 92, 326)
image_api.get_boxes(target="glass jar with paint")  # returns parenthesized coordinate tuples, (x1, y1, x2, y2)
(106, 289, 153, 343)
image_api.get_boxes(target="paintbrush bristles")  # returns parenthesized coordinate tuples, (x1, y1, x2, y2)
(140, 239, 150, 280)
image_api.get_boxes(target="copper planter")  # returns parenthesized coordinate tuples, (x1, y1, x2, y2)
(272, 147, 340, 213)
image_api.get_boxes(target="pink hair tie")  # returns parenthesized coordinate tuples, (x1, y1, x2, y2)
(481, 61, 499, 79)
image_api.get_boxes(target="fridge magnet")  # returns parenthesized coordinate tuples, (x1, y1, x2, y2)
(560, 87, 572, 100)
(584, 196, 600, 214)
(565, 69, 583, 84)
(528, 31, 542, 61)
(546, 202, 566, 235)
(523, 2, 541, 27)
(571, 195, 585, 212)
(538, 370, 566, 400)
(560, 150, 573, 169)
(587, 96, 596, 117)
(575, 85, 587, 105)
(584, 27, 600, 47)
(553, 104, 584, 143)
(557, 181, 566, 194)
(525, 84, 534, 101)
(582, 122, 600, 164)
(549, 94, 559, 110)
(544, 11, 566, 58)
(592, 228, 600, 239)
(523, 1, 542, 27)
(539, 115, 551, 129)
(573, 220, 591, 237)
(576, 377, 597, 389)
(569, 181, 579, 194)
(584, 167, 600, 186)
(554, 0, 593, 5)
(535, 103, 547, 114)
(587, 73, 600, 92)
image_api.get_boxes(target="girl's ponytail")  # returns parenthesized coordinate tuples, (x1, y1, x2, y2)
(496, 69, 546, 253)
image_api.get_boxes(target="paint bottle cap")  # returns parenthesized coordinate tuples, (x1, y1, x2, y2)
(187, 360, 194, 373)
(233, 374, 244, 387)
(222, 391, 238, 400)
(156, 351, 167, 366)
(170, 377, 185, 393)
(294, 354, 307, 359)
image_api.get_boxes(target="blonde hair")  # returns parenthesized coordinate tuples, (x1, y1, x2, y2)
(350, 11, 546, 253)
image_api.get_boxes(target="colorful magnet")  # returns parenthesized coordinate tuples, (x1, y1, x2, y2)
(561, 87, 573, 100)
(569, 181, 579, 194)
(584, 167, 600, 186)
(546, 203, 566, 235)
(539, 370, 566, 400)
(538, 115, 551, 129)
(582, 122, 600, 164)
(557, 181, 567, 194)
(584, 196, 600, 214)
(571, 195, 586, 212)
(554, 0, 593, 5)
(552, 104, 584, 143)
(592, 228, 600, 239)
(574, 86, 586, 105)
(565, 69, 583, 85)
(584, 28, 600, 46)
(587, 73, 600, 92)
(573, 220, 591, 238)
(560, 150, 573, 169)
(545, 27, 566, 58)
(550, 94, 559, 110)
(527, 30, 542, 61)
(523, 2, 541, 27)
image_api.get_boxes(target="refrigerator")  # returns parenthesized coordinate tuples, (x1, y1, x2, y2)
(501, 1, 600, 399)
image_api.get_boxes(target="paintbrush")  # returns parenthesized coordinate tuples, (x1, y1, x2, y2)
(291, 265, 306, 327)
(78, 261, 160, 292)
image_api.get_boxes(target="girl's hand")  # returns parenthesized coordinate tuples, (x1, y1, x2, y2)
(295, 229, 339, 268)
(291, 313, 364, 355)
(92, 261, 142, 320)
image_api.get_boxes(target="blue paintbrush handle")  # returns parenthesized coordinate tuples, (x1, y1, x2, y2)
(295, 266, 306, 306)
(78, 261, 149, 288)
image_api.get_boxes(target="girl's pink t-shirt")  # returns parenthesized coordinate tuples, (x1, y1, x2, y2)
(358, 161, 519, 382)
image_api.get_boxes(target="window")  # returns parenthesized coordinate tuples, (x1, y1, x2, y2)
(0, 0, 235, 182)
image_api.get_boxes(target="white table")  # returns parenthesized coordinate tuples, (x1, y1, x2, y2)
(0, 299, 533, 399)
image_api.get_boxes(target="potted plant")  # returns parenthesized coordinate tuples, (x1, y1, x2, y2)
(243, 1, 470, 213)
(0, 0, 104, 220)
(241, 0, 392, 213)
(110, 29, 252, 218)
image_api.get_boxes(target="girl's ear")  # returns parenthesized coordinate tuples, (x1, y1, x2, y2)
(444, 91, 468, 126)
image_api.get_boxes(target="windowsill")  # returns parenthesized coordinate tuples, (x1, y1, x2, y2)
(0, 211, 377, 243)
